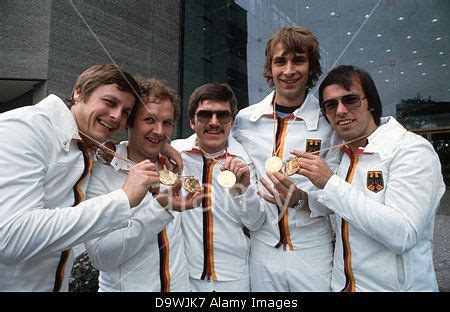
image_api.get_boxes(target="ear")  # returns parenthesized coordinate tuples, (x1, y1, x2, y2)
(189, 119, 195, 130)
(73, 89, 82, 104)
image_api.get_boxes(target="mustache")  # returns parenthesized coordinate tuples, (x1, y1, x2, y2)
(204, 126, 224, 132)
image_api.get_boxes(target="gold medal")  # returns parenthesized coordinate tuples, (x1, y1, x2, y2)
(158, 169, 179, 186)
(182, 176, 201, 193)
(284, 157, 300, 176)
(217, 170, 237, 188)
(265, 156, 283, 173)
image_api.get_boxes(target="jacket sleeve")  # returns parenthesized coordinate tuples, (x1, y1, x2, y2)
(231, 162, 266, 232)
(318, 138, 445, 255)
(0, 117, 134, 265)
(85, 194, 174, 272)
(306, 130, 341, 217)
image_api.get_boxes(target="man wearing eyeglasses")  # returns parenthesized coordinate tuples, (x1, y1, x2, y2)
(171, 83, 265, 291)
(292, 65, 445, 291)
(232, 26, 338, 292)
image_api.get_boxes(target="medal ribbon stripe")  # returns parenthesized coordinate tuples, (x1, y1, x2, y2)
(158, 229, 171, 292)
(53, 140, 92, 292)
(200, 157, 218, 281)
(340, 147, 363, 292)
(275, 117, 293, 251)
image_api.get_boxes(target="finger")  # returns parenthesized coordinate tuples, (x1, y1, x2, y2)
(257, 191, 278, 205)
(266, 171, 281, 186)
(235, 166, 248, 180)
(272, 171, 293, 188)
(259, 176, 275, 196)
(221, 157, 233, 171)
(171, 181, 182, 194)
(163, 156, 174, 171)
(291, 150, 315, 159)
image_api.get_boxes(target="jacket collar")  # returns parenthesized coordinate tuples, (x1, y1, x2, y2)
(36, 94, 80, 152)
(110, 141, 131, 171)
(248, 90, 321, 131)
(362, 116, 407, 161)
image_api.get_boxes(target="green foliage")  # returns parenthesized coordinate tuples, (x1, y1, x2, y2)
(69, 251, 99, 292)
(396, 93, 439, 129)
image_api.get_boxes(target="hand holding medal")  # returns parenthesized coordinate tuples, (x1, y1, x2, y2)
(220, 156, 250, 194)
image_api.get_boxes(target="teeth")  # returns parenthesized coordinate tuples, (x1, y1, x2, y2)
(98, 119, 113, 130)
(338, 120, 352, 125)
(146, 138, 161, 143)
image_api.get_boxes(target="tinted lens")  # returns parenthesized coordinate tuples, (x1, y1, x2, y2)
(341, 94, 361, 108)
(321, 94, 362, 114)
(216, 111, 232, 123)
(196, 110, 213, 123)
(321, 99, 338, 114)
(196, 110, 232, 123)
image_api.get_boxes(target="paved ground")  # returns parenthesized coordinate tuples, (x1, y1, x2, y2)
(434, 215, 449, 292)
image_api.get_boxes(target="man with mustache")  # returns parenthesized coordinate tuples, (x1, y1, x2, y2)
(84, 78, 201, 291)
(293, 65, 445, 291)
(0, 65, 169, 291)
(231, 26, 338, 291)
(171, 83, 265, 291)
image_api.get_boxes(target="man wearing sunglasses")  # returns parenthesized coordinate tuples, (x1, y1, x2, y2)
(231, 26, 338, 291)
(293, 65, 445, 291)
(171, 83, 265, 291)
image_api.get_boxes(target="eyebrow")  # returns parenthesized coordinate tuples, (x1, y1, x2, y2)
(101, 95, 120, 104)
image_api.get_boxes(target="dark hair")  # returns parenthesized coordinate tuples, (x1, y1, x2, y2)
(264, 26, 322, 90)
(128, 78, 180, 127)
(318, 65, 382, 125)
(68, 64, 140, 108)
(188, 83, 238, 122)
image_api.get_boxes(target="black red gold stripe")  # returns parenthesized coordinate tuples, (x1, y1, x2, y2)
(274, 116, 293, 251)
(158, 229, 170, 292)
(53, 140, 92, 292)
(340, 147, 363, 292)
(200, 155, 223, 281)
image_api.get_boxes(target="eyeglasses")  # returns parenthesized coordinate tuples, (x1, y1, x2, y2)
(320, 93, 366, 115)
(196, 110, 232, 123)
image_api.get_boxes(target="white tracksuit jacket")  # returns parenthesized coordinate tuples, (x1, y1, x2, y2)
(0, 95, 134, 291)
(317, 117, 445, 291)
(84, 142, 190, 291)
(171, 134, 266, 282)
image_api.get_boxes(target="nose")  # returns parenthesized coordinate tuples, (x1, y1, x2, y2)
(153, 122, 164, 135)
(109, 106, 122, 120)
(209, 113, 220, 126)
(284, 61, 295, 76)
(335, 99, 349, 115)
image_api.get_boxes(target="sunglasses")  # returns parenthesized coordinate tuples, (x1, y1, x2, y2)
(196, 110, 232, 123)
(320, 93, 366, 115)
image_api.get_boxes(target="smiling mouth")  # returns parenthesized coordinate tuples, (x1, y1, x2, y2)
(146, 137, 163, 144)
(337, 119, 353, 126)
(280, 78, 299, 84)
(98, 119, 115, 131)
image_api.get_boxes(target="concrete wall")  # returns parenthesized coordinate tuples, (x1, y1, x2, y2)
(0, 0, 52, 80)
(1, 0, 181, 139)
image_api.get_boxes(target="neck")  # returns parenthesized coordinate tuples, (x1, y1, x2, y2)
(127, 147, 159, 164)
(347, 138, 368, 153)
(274, 90, 306, 108)
(197, 142, 227, 155)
